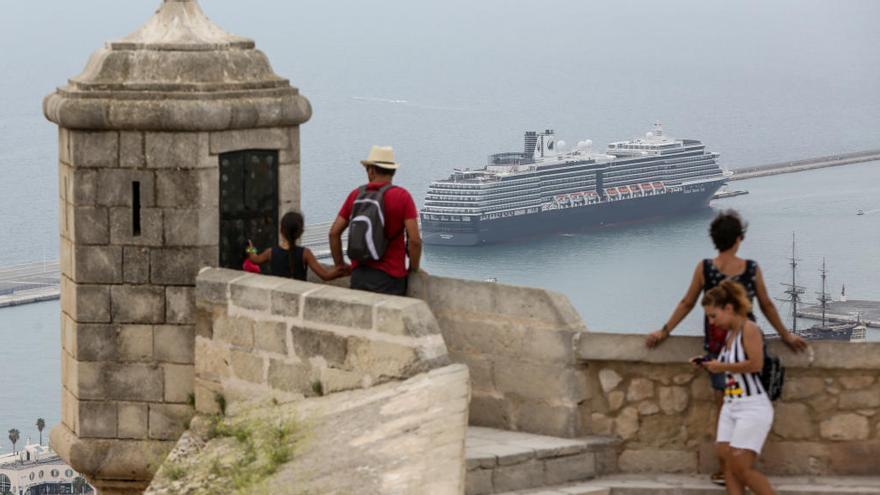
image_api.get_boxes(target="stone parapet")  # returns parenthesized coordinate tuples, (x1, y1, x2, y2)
(410, 273, 589, 438)
(192, 268, 450, 413)
(577, 333, 880, 476)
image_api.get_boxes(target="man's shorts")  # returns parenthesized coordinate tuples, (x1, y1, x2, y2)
(351, 266, 407, 296)
(716, 396, 774, 454)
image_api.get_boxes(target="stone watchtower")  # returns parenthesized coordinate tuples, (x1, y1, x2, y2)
(44, 1, 310, 492)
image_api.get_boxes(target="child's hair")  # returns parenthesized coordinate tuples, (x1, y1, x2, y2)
(709, 210, 747, 252)
(702, 280, 752, 316)
(280, 211, 305, 276)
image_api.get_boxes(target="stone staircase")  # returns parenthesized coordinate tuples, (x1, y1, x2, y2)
(496, 474, 880, 494)
(465, 427, 620, 495)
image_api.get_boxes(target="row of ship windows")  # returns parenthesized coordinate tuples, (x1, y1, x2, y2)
(605, 163, 719, 182)
(604, 158, 717, 178)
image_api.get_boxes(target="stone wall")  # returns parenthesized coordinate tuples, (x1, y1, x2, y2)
(577, 333, 880, 476)
(409, 274, 589, 438)
(192, 268, 450, 413)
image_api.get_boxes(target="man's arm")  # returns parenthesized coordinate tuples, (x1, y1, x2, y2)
(405, 218, 421, 272)
(329, 216, 349, 268)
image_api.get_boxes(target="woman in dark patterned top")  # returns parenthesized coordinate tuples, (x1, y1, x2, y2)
(645, 209, 805, 485)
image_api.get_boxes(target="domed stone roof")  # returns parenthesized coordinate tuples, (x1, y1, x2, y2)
(44, 0, 311, 131)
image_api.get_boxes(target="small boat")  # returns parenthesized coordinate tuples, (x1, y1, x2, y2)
(857, 209, 864, 216)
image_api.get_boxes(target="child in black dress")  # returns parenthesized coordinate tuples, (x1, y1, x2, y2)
(246, 211, 347, 282)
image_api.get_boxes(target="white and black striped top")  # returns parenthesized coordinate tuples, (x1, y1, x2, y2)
(718, 330, 766, 400)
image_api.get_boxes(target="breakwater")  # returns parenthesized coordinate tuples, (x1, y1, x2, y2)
(730, 149, 880, 181)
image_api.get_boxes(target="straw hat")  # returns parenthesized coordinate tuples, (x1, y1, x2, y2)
(360, 145, 401, 170)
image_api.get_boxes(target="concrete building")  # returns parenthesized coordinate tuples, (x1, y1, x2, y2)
(0, 444, 91, 495)
(43, 0, 310, 492)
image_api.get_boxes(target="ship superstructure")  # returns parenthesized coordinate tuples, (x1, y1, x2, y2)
(421, 123, 727, 245)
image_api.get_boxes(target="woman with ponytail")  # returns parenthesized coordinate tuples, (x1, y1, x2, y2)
(246, 211, 348, 282)
(698, 280, 775, 495)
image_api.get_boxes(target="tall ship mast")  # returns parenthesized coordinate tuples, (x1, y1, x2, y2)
(778, 233, 807, 333)
(420, 123, 728, 246)
(774, 236, 865, 342)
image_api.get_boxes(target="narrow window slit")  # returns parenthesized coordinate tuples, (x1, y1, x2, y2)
(132, 181, 141, 236)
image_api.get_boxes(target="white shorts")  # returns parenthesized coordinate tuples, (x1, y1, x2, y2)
(716, 396, 773, 454)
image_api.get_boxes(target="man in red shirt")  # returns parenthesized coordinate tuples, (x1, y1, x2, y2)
(329, 146, 422, 296)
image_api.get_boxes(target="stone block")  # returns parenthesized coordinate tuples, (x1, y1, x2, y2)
(619, 449, 697, 473)
(195, 268, 244, 307)
(267, 359, 311, 393)
(270, 278, 315, 317)
(772, 402, 815, 439)
(61, 388, 78, 433)
(96, 169, 155, 207)
(492, 459, 544, 492)
(465, 468, 493, 495)
(278, 163, 300, 206)
(761, 441, 831, 475)
(69, 321, 116, 362)
(468, 394, 512, 430)
(820, 413, 869, 440)
(149, 404, 193, 441)
(229, 273, 289, 311)
(107, 363, 165, 402)
(163, 364, 195, 404)
(209, 127, 291, 155)
(110, 207, 163, 246)
(213, 316, 254, 350)
(690, 373, 715, 401)
(519, 328, 577, 364)
(638, 401, 660, 416)
(123, 247, 151, 284)
(828, 440, 880, 475)
(638, 414, 686, 447)
(117, 402, 148, 439)
(65, 166, 98, 206)
(375, 297, 439, 337)
(230, 350, 265, 383)
(194, 337, 231, 380)
(163, 208, 199, 246)
(71, 206, 109, 245)
(165, 286, 195, 324)
(61, 278, 111, 323)
(193, 377, 223, 415)
(839, 375, 875, 390)
(145, 132, 201, 169)
(494, 361, 586, 403)
(614, 407, 639, 440)
(69, 130, 119, 168)
(254, 320, 287, 354)
(303, 286, 378, 329)
(73, 245, 123, 284)
(282, 127, 300, 164)
(838, 388, 880, 409)
(345, 338, 420, 378)
(319, 367, 365, 394)
(77, 401, 117, 439)
(454, 353, 493, 393)
(514, 400, 581, 438)
(627, 378, 654, 402)
(544, 452, 596, 485)
(658, 386, 689, 414)
(438, 316, 524, 358)
(197, 207, 219, 246)
(588, 413, 614, 435)
(156, 170, 200, 208)
(149, 248, 203, 286)
(154, 325, 195, 364)
(783, 376, 825, 400)
(599, 368, 623, 393)
(197, 168, 219, 207)
(117, 325, 154, 362)
(291, 326, 349, 364)
(120, 131, 145, 168)
(110, 285, 165, 324)
(684, 401, 716, 441)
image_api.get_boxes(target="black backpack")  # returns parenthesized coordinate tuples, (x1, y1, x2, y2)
(761, 345, 785, 401)
(347, 184, 395, 262)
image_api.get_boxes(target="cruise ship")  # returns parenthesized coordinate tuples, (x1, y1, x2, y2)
(421, 124, 728, 246)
